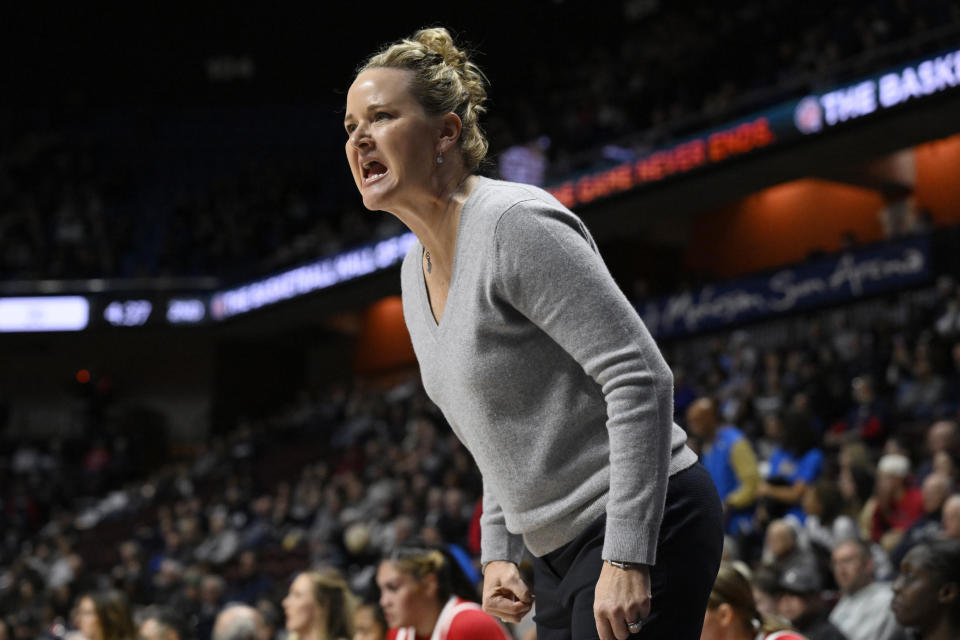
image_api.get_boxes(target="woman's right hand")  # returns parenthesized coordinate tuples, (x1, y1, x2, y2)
(482, 561, 534, 623)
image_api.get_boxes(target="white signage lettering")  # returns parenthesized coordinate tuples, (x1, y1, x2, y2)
(167, 299, 207, 324)
(644, 245, 927, 336)
(879, 51, 960, 108)
(210, 233, 416, 320)
(799, 49, 960, 134)
(819, 80, 877, 126)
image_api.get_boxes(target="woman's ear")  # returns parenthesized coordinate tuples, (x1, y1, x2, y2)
(716, 602, 735, 627)
(437, 112, 463, 155)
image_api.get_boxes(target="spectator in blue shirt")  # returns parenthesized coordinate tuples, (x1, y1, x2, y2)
(687, 398, 760, 536)
(759, 409, 824, 524)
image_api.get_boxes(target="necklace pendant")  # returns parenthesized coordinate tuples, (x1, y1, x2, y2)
(425, 251, 432, 274)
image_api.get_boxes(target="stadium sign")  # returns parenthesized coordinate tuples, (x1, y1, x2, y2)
(548, 116, 778, 209)
(550, 47, 960, 209)
(796, 49, 960, 133)
(0, 234, 416, 331)
(640, 235, 931, 339)
(210, 233, 416, 320)
(880, 52, 960, 106)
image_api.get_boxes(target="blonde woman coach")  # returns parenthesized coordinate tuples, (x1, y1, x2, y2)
(343, 27, 723, 640)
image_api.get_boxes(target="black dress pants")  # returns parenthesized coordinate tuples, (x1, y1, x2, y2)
(531, 462, 723, 640)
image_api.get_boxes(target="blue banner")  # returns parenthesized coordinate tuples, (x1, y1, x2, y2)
(640, 235, 932, 339)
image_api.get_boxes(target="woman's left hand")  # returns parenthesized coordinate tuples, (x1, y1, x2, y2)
(594, 561, 651, 640)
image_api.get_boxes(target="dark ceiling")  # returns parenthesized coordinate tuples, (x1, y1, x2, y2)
(0, 2, 627, 108)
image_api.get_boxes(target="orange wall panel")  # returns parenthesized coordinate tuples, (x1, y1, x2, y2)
(354, 296, 417, 375)
(915, 133, 960, 225)
(686, 178, 886, 279)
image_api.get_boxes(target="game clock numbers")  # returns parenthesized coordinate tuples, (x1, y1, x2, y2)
(103, 300, 154, 327)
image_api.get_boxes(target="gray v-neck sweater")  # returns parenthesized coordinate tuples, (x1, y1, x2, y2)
(400, 177, 696, 565)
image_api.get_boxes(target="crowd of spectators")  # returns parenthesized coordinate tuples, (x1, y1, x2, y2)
(664, 274, 960, 639)
(3, 263, 960, 638)
(0, 130, 402, 283)
(0, 377, 484, 640)
(3, 0, 959, 283)
(0, 128, 136, 282)
(154, 156, 404, 280)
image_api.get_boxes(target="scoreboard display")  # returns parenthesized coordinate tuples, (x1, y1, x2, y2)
(0, 233, 416, 333)
(0, 295, 209, 333)
(96, 297, 208, 328)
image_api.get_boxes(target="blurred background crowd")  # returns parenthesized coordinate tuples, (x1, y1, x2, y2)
(3, 274, 960, 639)
(3, 1, 960, 639)
(2, 0, 959, 283)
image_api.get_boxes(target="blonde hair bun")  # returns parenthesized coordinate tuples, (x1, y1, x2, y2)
(415, 27, 468, 68)
(360, 27, 489, 172)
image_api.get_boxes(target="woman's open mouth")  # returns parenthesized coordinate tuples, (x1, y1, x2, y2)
(362, 160, 389, 185)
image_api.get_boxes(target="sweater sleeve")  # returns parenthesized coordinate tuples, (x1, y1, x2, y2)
(480, 476, 526, 567)
(493, 204, 673, 565)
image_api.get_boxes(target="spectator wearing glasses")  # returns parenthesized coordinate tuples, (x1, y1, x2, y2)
(828, 539, 905, 640)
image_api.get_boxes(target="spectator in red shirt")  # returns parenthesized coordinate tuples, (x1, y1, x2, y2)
(868, 454, 924, 551)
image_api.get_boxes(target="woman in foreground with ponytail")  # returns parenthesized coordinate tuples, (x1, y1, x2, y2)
(344, 26, 723, 640)
(376, 546, 510, 640)
(701, 565, 807, 640)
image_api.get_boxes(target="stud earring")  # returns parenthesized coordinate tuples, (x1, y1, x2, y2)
(437, 152, 444, 164)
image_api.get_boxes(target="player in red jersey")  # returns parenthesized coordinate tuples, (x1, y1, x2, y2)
(377, 547, 512, 640)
